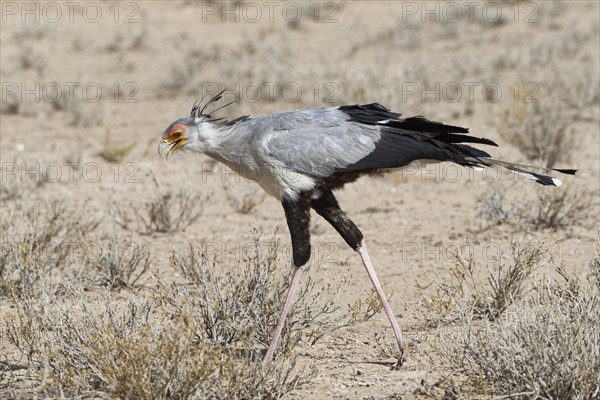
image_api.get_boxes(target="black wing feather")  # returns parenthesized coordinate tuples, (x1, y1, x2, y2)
(338, 103, 401, 125)
(340, 133, 492, 172)
(383, 116, 497, 147)
(337, 103, 496, 172)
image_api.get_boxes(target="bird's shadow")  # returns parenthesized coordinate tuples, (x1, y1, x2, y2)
(303, 355, 404, 370)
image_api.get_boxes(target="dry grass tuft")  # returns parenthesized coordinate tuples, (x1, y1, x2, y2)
(418, 240, 545, 327)
(476, 184, 512, 227)
(83, 236, 151, 289)
(518, 184, 594, 231)
(110, 188, 210, 234)
(0, 200, 100, 298)
(97, 129, 136, 163)
(222, 182, 266, 214)
(0, 174, 35, 202)
(477, 182, 594, 232)
(18, 46, 46, 76)
(497, 99, 575, 169)
(559, 62, 600, 109)
(47, 90, 104, 127)
(104, 26, 149, 52)
(422, 242, 600, 399)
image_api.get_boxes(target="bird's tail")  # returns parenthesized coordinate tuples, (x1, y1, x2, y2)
(466, 157, 577, 187)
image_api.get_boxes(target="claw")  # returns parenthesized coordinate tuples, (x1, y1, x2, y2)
(391, 350, 405, 370)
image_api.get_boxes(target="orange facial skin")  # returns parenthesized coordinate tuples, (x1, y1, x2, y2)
(164, 123, 187, 142)
(160, 122, 189, 159)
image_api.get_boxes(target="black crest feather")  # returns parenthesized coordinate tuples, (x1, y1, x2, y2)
(189, 87, 250, 126)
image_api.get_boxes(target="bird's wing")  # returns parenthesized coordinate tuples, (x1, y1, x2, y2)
(257, 107, 381, 177)
(259, 104, 495, 177)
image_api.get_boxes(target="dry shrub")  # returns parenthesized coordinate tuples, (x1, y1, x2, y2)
(589, 247, 600, 288)
(0, 175, 34, 202)
(82, 236, 151, 289)
(18, 46, 46, 76)
(222, 182, 266, 214)
(46, 89, 104, 127)
(497, 99, 575, 169)
(0, 200, 100, 298)
(104, 26, 149, 52)
(477, 182, 594, 232)
(137, 189, 207, 233)
(0, 92, 20, 115)
(0, 199, 153, 295)
(476, 184, 512, 227)
(13, 20, 54, 40)
(110, 189, 210, 234)
(97, 128, 135, 163)
(0, 161, 59, 200)
(517, 184, 594, 231)
(347, 286, 386, 324)
(158, 227, 372, 354)
(0, 227, 386, 398)
(3, 295, 305, 399)
(1, 215, 381, 398)
(418, 240, 545, 327)
(559, 61, 600, 109)
(424, 242, 600, 399)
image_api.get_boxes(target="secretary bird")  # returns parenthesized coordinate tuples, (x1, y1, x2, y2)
(158, 90, 575, 369)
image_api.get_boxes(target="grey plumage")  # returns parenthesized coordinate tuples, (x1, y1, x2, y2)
(186, 103, 574, 197)
(249, 107, 381, 177)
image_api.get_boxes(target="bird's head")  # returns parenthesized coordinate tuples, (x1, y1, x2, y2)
(158, 117, 195, 160)
(158, 89, 236, 160)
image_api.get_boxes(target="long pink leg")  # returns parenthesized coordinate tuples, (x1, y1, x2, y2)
(357, 240, 406, 367)
(262, 265, 303, 369)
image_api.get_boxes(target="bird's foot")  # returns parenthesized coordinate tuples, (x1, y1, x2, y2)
(391, 350, 405, 370)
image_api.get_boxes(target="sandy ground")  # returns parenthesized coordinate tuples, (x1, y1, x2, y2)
(1, 1, 599, 398)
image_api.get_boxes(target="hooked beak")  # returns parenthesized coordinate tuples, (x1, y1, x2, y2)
(158, 138, 187, 161)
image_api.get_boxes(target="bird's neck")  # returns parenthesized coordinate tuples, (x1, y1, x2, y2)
(200, 123, 259, 179)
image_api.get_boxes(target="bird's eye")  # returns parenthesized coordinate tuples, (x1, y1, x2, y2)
(172, 131, 182, 138)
